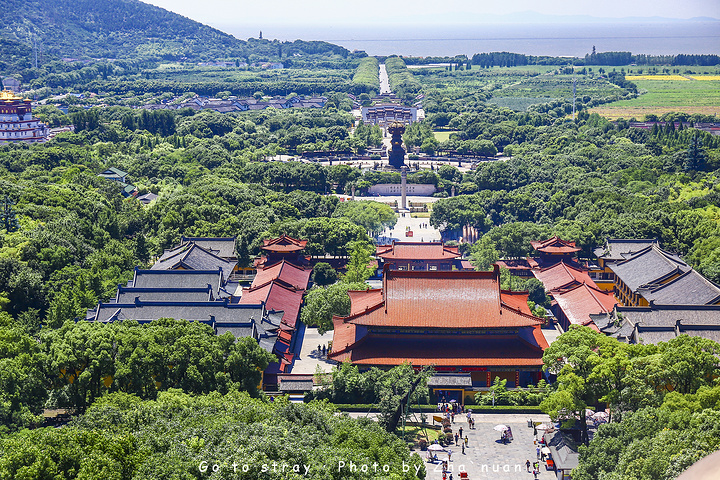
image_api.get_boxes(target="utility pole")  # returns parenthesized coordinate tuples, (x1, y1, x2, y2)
(33, 35, 38, 69)
(572, 68, 577, 122)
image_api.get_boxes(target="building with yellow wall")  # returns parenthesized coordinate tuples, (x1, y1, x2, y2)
(609, 245, 720, 307)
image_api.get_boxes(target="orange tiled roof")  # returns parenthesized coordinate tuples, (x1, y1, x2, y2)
(252, 259, 311, 290)
(376, 242, 461, 261)
(347, 289, 383, 316)
(500, 290, 533, 315)
(239, 281, 303, 328)
(533, 261, 594, 292)
(341, 269, 543, 328)
(261, 234, 307, 253)
(530, 236, 581, 254)
(553, 283, 617, 326)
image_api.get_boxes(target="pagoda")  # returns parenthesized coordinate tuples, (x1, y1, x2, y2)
(255, 234, 309, 268)
(529, 236, 581, 267)
(0, 89, 48, 143)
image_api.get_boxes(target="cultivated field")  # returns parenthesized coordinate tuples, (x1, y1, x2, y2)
(590, 75, 720, 119)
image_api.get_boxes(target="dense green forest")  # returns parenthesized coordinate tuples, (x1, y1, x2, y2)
(0, 2, 719, 477)
(0, 390, 426, 479)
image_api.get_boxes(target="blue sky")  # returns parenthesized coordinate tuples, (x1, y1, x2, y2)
(140, 0, 720, 28)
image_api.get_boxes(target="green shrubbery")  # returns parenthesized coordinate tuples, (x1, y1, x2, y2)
(474, 377, 551, 406)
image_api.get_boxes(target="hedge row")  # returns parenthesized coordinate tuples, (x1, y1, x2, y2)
(331, 404, 543, 414)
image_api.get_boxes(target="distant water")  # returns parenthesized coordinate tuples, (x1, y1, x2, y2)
(222, 22, 720, 58)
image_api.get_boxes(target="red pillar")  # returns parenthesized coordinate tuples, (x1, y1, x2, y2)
(486, 371, 491, 386)
(515, 370, 520, 387)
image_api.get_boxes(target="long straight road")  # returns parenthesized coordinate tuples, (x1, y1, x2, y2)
(379, 63, 391, 94)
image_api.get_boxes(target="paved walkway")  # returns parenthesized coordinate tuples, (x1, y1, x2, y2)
(439, 415, 556, 480)
(378, 213, 442, 243)
(346, 412, 556, 479)
(290, 327, 335, 374)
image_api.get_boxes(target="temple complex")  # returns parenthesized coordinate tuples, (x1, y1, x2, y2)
(329, 266, 549, 400)
(243, 235, 313, 385)
(0, 89, 48, 143)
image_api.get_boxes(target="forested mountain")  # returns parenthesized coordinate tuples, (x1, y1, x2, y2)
(0, 0, 347, 62)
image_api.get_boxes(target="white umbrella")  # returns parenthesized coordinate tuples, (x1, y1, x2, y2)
(593, 412, 610, 423)
(536, 423, 553, 430)
(427, 444, 445, 452)
(585, 409, 595, 417)
(541, 447, 552, 455)
(493, 424, 509, 432)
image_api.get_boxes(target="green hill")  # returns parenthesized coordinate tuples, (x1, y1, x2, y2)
(0, 0, 347, 62)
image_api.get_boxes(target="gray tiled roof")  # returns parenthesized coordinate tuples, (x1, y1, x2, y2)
(618, 305, 720, 326)
(634, 328, 678, 344)
(152, 243, 235, 273)
(604, 305, 720, 344)
(609, 246, 690, 292)
(215, 324, 255, 339)
(115, 286, 213, 303)
(181, 237, 236, 259)
(544, 431, 579, 471)
(136, 192, 157, 204)
(594, 238, 658, 260)
(640, 270, 720, 305)
(91, 301, 265, 324)
(130, 269, 224, 290)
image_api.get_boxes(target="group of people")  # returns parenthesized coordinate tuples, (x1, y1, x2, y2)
(500, 427, 513, 444)
(525, 460, 542, 478)
(316, 344, 327, 356)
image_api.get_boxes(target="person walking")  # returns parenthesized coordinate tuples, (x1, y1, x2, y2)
(536, 446, 541, 459)
(526, 460, 531, 472)
(464, 436, 468, 447)
(448, 450, 452, 463)
(461, 443, 465, 455)
(459, 426, 463, 438)
(454, 433, 459, 445)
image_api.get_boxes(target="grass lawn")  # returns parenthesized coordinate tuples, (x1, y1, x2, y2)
(398, 425, 442, 446)
(433, 131, 458, 142)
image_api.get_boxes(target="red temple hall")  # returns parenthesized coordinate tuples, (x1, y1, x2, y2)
(329, 266, 549, 389)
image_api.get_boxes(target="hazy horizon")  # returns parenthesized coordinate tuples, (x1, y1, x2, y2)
(139, 1, 720, 33)
(214, 22, 720, 57)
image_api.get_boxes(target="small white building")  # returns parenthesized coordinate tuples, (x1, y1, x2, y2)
(368, 183, 436, 196)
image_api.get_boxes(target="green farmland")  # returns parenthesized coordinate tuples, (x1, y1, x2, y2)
(590, 75, 720, 119)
